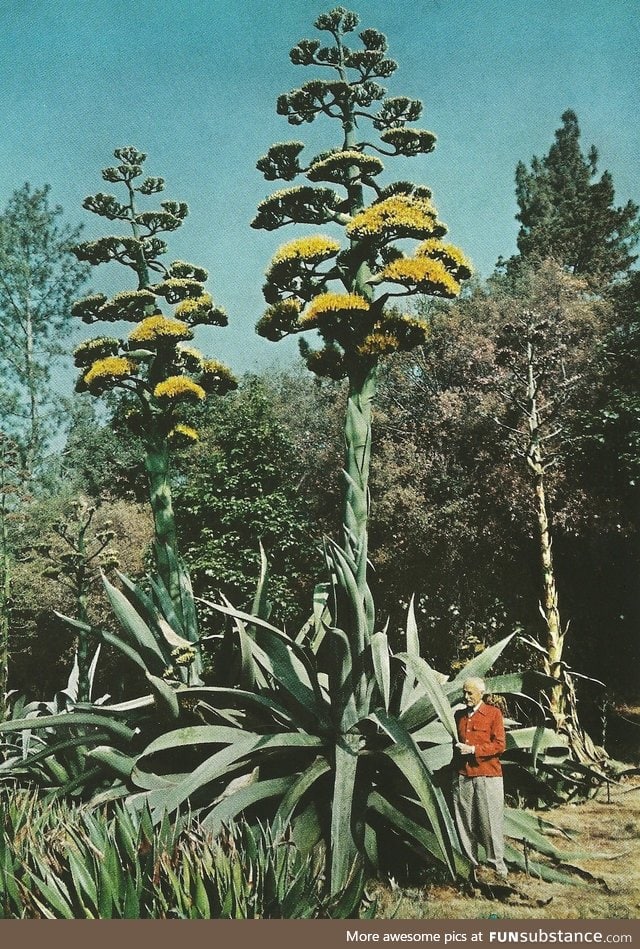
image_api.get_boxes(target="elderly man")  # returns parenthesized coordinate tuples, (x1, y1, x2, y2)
(452, 676, 508, 881)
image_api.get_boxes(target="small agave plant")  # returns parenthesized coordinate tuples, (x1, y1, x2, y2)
(0, 647, 133, 796)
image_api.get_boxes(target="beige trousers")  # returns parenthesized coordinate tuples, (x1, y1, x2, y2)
(453, 773, 507, 875)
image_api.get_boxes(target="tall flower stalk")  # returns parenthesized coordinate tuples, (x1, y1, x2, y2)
(253, 7, 471, 637)
(71, 148, 236, 679)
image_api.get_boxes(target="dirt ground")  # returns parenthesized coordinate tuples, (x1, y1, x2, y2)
(373, 773, 640, 920)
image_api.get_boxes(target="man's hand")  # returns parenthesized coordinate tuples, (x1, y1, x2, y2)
(456, 741, 475, 755)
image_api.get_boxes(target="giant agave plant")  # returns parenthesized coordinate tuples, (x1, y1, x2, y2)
(0, 552, 596, 892)
(71, 546, 568, 895)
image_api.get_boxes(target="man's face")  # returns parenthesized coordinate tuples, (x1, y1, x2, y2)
(462, 681, 483, 707)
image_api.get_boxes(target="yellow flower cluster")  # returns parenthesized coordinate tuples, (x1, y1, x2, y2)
(346, 196, 441, 242)
(301, 292, 370, 327)
(200, 359, 238, 394)
(169, 423, 200, 443)
(84, 356, 136, 386)
(169, 260, 208, 282)
(383, 313, 430, 350)
(175, 293, 214, 320)
(307, 150, 384, 180)
(380, 256, 460, 297)
(398, 315, 430, 341)
(171, 644, 197, 666)
(417, 239, 472, 278)
(154, 278, 204, 302)
(153, 376, 206, 402)
(97, 289, 157, 321)
(200, 358, 229, 375)
(256, 299, 302, 341)
(128, 315, 193, 344)
(176, 344, 204, 372)
(379, 128, 437, 155)
(270, 235, 341, 267)
(73, 336, 120, 367)
(257, 186, 304, 209)
(357, 331, 400, 357)
(305, 346, 345, 380)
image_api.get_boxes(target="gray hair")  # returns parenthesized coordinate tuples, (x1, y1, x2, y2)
(463, 677, 486, 693)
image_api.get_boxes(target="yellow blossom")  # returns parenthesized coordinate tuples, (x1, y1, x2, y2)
(379, 128, 437, 156)
(176, 344, 204, 372)
(169, 423, 200, 443)
(128, 315, 193, 343)
(346, 196, 444, 242)
(73, 337, 120, 367)
(153, 376, 206, 402)
(304, 346, 346, 380)
(84, 356, 136, 386)
(301, 292, 370, 327)
(270, 235, 341, 267)
(257, 186, 305, 208)
(169, 260, 208, 282)
(200, 360, 238, 395)
(256, 299, 302, 340)
(416, 239, 472, 279)
(97, 289, 156, 321)
(382, 313, 430, 349)
(154, 278, 204, 302)
(357, 332, 401, 357)
(175, 293, 214, 320)
(380, 256, 461, 297)
(307, 150, 384, 181)
(171, 644, 197, 666)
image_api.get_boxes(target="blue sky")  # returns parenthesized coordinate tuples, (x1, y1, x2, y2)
(0, 0, 638, 373)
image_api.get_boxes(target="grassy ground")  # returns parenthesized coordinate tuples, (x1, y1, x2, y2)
(372, 775, 640, 920)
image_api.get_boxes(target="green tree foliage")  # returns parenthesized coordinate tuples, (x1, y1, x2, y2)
(41, 499, 119, 702)
(368, 271, 638, 708)
(505, 110, 639, 286)
(369, 300, 527, 669)
(260, 365, 346, 542)
(579, 271, 640, 493)
(7, 494, 153, 700)
(0, 184, 89, 474)
(173, 378, 322, 629)
(60, 397, 148, 504)
(0, 434, 27, 718)
(564, 270, 640, 698)
(70, 147, 236, 661)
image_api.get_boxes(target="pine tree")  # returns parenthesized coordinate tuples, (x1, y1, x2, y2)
(0, 184, 89, 474)
(506, 110, 639, 287)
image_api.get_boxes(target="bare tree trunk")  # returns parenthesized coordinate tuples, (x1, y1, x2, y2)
(531, 460, 565, 720)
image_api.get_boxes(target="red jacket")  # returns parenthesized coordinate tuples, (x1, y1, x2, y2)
(454, 702, 506, 777)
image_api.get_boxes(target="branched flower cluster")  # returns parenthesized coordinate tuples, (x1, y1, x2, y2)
(72, 147, 237, 440)
(253, 7, 471, 379)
